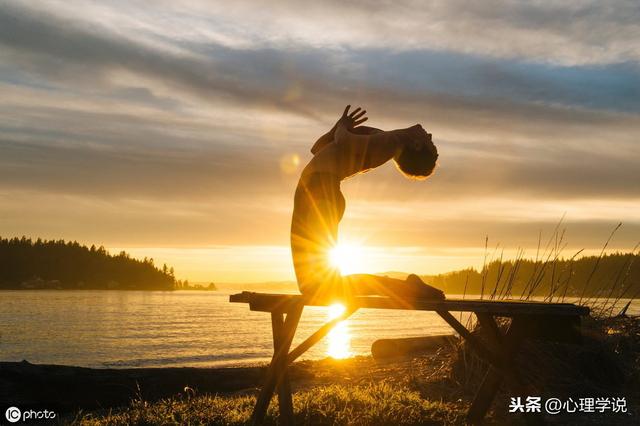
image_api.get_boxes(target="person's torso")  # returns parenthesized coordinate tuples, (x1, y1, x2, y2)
(290, 171, 345, 287)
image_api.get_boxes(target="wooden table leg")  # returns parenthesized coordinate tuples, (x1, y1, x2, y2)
(476, 313, 503, 347)
(466, 316, 528, 425)
(251, 305, 303, 425)
(436, 310, 504, 369)
(272, 312, 295, 426)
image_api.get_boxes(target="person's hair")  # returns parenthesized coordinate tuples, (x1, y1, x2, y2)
(394, 142, 438, 180)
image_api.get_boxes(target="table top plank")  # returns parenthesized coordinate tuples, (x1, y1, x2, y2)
(229, 291, 590, 316)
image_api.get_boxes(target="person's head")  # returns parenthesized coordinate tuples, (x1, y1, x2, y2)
(393, 125, 438, 180)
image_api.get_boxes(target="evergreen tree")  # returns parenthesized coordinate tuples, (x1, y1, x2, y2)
(0, 236, 177, 290)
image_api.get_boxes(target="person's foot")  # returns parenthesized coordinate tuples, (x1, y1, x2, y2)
(401, 274, 445, 300)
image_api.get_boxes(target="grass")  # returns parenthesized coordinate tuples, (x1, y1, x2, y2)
(69, 314, 640, 425)
(71, 221, 639, 425)
(460, 220, 640, 319)
(72, 382, 463, 426)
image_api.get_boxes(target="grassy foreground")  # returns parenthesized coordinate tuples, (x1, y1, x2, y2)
(65, 315, 638, 426)
(73, 382, 462, 426)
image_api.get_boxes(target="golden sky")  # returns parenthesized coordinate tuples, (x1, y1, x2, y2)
(1, 1, 639, 282)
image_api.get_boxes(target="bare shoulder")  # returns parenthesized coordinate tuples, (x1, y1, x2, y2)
(350, 125, 384, 135)
(301, 143, 340, 178)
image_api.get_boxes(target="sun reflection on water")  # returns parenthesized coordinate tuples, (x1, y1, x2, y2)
(326, 303, 351, 359)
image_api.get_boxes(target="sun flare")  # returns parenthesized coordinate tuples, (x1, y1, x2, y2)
(329, 242, 366, 275)
(327, 302, 346, 319)
(326, 303, 351, 359)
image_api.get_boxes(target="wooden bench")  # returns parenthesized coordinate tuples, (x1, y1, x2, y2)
(230, 292, 590, 425)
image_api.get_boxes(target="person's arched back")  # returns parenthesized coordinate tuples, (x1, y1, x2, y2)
(290, 106, 445, 302)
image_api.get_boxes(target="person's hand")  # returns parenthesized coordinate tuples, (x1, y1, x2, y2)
(336, 105, 368, 130)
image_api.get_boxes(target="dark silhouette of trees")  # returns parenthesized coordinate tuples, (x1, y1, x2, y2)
(0, 236, 176, 290)
(424, 252, 640, 299)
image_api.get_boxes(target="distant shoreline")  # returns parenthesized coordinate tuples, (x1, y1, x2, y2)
(0, 285, 218, 291)
(0, 288, 217, 291)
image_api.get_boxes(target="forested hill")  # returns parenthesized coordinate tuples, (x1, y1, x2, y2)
(421, 252, 640, 300)
(0, 237, 176, 290)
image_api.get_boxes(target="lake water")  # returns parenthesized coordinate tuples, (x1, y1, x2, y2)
(1, 290, 637, 369)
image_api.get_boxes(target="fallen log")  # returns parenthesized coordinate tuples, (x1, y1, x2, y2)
(371, 335, 456, 359)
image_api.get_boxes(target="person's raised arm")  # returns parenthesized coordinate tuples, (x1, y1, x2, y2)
(334, 121, 401, 171)
(334, 119, 433, 175)
(310, 105, 368, 155)
(310, 129, 334, 155)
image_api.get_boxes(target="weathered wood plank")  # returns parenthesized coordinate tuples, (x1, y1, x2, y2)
(230, 292, 590, 316)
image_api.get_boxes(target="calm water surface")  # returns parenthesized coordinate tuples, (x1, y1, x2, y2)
(1, 290, 637, 368)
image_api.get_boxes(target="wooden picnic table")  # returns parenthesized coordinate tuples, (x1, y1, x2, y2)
(230, 292, 590, 425)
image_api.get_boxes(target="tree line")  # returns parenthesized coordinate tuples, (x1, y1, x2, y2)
(423, 252, 640, 301)
(0, 236, 177, 290)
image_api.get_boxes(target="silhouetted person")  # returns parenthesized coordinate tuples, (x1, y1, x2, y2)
(291, 106, 445, 302)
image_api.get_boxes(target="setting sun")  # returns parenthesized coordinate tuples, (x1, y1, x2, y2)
(329, 242, 366, 275)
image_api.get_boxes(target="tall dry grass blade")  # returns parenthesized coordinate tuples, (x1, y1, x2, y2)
(521, 220, 561, 300)
(460, 271, 470, 322)
(579, 222, 622, 305)
(601, 242, 640, 316)
(479, 236, 489, 300)
(500, 248, 524, 300)
(489, 249, 505, 300)
(606, 247, 640, 316)
(548, 229, 566, 302)
(522, 230, 543, 300)
(559, 248, 584, 302)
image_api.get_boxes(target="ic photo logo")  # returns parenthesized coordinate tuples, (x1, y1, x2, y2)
(4, 406, 57, 423)
(5, 406, 21, 423)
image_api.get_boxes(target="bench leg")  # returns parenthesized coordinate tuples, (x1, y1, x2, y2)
(273, 313, 295, 426)
(251, 305, 303, 425)
(466, 315, 541, 425)
(467, 313, 509, 424)
(467, 366, 505, 424)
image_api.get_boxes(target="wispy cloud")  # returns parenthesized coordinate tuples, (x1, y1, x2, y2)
(1, 0, 638, 280)
(26, 0, 640, 65)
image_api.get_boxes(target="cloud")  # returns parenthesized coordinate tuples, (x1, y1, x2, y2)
(2, 1, 639, 201)
(0, 0, 639, 278)
(3, 1, 640, 115)
(0, 3, 316, 116)
(26, 0, 639, 66)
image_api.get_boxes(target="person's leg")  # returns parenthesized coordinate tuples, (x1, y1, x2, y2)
(342, 274, 445, 299)
(299, 272, 445, 301)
